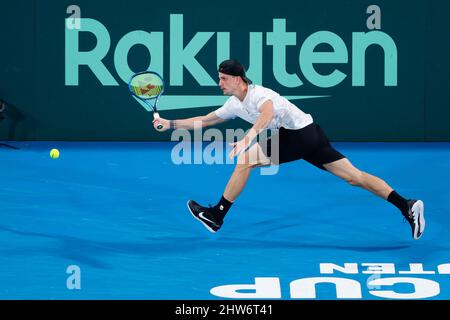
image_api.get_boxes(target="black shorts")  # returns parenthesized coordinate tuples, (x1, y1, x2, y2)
(260, 123, 345, 170)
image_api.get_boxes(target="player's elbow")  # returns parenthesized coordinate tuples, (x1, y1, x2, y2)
(200, 117, 214, 128)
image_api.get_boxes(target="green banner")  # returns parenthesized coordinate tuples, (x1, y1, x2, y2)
(0, 0, 449, 141)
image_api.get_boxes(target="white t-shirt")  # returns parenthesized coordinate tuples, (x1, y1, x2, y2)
(214, 85, 313, 130)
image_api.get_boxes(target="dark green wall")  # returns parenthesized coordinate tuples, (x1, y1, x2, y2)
(424, 0, 450, 141)
(0, 0, 449, 141)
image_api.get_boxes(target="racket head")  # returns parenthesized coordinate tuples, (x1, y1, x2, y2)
(128, 71, 165, 100)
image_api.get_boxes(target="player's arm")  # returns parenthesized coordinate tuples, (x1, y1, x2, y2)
(245, 100, 274, 141)
(229, 100, 274, 158)
(153, 111, 227, 131)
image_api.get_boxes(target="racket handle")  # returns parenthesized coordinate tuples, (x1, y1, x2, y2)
(153, 112, 164, 130)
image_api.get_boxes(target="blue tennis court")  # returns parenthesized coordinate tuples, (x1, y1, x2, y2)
(1, 141, 449, 300)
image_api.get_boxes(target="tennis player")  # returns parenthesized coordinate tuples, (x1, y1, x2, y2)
(153, 59, 425, 240)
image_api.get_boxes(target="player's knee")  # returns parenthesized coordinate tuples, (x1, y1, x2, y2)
(343, 170, 364, 187)
(235, 155, 252, 171)
(235, 162, 253, 171)
(346, 171, 364, 187)
(236, 152, 257, 169)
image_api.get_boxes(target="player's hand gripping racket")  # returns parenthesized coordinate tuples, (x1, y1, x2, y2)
(128, 71, 165, 130)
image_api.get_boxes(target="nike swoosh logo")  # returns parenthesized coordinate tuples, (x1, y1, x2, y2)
(199, 212, 217, 226)
(134, 95, 331, 111)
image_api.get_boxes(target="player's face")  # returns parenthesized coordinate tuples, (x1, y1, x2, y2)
(218, 73, 239, 95)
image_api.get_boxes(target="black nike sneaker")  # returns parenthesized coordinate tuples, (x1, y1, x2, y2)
(403, 199, 425, 240)
(187, 200, 223, 233)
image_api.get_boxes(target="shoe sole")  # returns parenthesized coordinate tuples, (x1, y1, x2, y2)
(186, 200, 217, 234)
(412, 200, 425, 240)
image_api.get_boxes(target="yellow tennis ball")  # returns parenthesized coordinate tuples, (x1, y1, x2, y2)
(50, 148, 60, 159)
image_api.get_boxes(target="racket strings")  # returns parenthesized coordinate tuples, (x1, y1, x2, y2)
(130, 73, 164, 99)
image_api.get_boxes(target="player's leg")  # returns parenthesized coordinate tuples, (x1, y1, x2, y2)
(323, 157, 393, 199)
(303, 124, 425, 240)
(322, 157, 425, 240)
(223, 142, 271, 202)
(187, 142, 271, 233)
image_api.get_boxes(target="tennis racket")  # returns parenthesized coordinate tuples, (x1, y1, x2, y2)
(128, 71, 165, 130)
